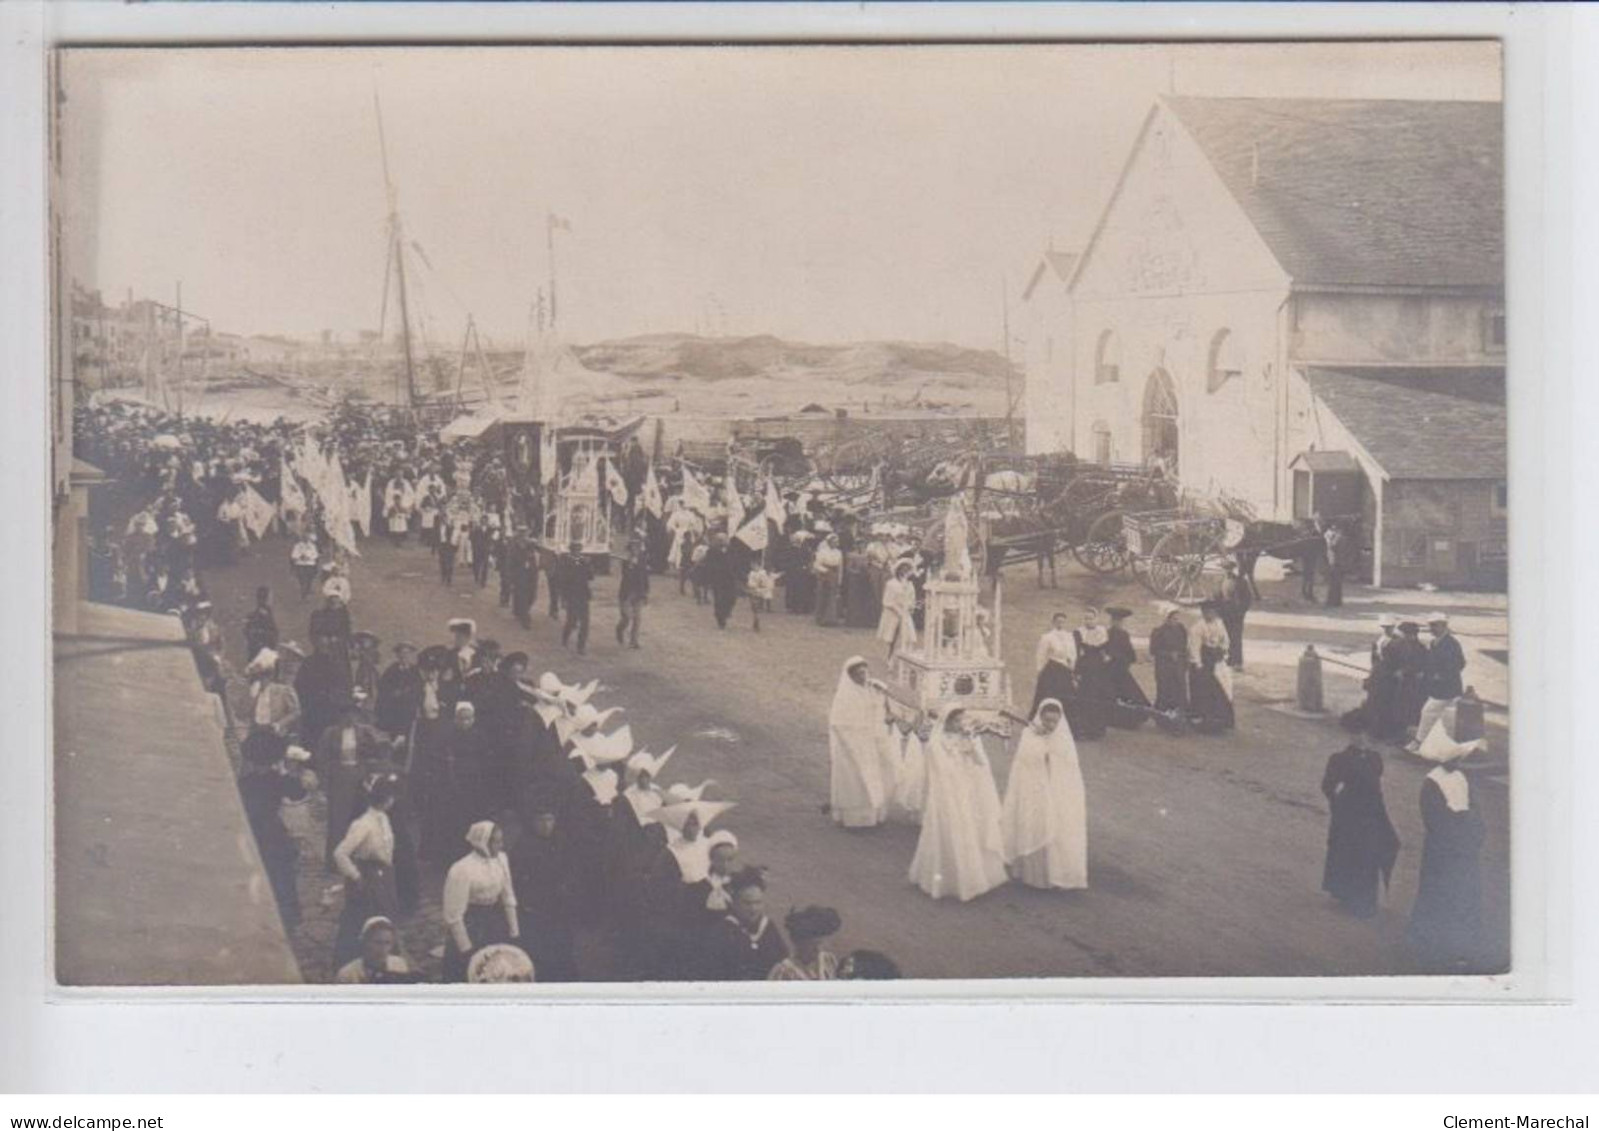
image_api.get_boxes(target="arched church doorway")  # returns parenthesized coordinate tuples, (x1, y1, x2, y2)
(1141, 368, 1180, 479)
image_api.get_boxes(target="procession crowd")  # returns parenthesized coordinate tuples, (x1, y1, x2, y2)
(72, 397, 911, 984)
(71, 395, 1495, 979)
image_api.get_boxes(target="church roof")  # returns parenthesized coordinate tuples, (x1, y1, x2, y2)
(1163, 96, 1503, 290)
(1022, 250, 1080, 302)
(1304, 367, 1506, 480)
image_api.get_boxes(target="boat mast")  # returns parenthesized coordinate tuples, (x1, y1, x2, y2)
(374, 87, 418, 412)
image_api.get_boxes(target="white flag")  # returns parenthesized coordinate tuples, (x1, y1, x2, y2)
(764, 476, 785, 526)
(279, 453, 306, 519)
(681, 467, 711, 514)
(642, 463, 665, 519)
(605, 460, 629, 507)
(733, 512, 768, 552)
(322, 453, 360, 557)
(240, 486, 278, 540)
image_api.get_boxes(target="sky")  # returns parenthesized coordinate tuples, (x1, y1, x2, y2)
(60, 42, 1500, 350)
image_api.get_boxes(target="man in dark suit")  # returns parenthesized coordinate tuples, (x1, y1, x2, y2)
(1323, 520, 1350, 608)
(560, 541, 593, 655)
(1299, 514, 1327, 603)
(1217, 558, 1253, 670)
(616, 539, 650, 649)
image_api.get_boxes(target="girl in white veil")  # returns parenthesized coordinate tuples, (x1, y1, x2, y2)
(828, 656, 891, 828)
(1001, 698, 1088, 890)
(909, 704, 1008, 901)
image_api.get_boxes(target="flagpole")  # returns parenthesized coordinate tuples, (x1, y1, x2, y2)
(547, 215, 558, 332)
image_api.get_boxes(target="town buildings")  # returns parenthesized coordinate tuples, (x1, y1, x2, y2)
(1022, 96, 1505, 588)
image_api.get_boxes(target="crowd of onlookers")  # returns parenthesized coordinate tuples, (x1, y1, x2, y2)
(73, 397, 905, 984)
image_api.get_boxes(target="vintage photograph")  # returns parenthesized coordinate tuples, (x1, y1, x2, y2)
(47, 42, 1508, 989)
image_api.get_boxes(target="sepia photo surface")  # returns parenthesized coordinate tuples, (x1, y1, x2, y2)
(48, 41, 1510, 992)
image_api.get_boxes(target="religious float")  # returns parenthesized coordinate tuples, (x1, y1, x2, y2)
(886, 496, 1013, 720)
(539, 416, 646, 565)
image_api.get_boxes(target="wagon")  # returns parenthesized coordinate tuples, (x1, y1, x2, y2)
(1120, 510, 1239, 605)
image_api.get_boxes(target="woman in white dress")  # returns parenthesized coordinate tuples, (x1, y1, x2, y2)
(828, 657, 892, 828)
(908, 705, 1008, 901)
(876, 560, 918, 658)
(1001, 698, 1088, 891)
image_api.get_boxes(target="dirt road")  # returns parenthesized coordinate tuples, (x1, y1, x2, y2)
(208, 535, 1509, 981)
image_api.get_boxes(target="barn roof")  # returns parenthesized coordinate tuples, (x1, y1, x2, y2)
(1304, 367, 1506, 481)
(1163, 96, 1503, 290)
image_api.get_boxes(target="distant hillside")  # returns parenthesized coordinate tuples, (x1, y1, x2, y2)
(571, 333, 1013, 414)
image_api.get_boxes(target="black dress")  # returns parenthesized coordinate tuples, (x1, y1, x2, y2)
(1320, 745, 1400, 917)
(509, 829, 579, 983)
(1408, 774, 1486, 966)
(1149, 622, 1189, 713)
(1030, 633, 1077, 717)
(1188, 640, 1235, 734)
(1104, 626, 1151, 728)
(1389, 637, 1429, 733)
(1071, 630, 1110, 740)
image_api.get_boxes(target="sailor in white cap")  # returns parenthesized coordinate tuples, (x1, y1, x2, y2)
(1407, 610, 1467, 753)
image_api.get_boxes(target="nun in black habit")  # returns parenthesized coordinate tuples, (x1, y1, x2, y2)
(1408, 733, 1489, 967)
(1148, 604, 1190, 714)
(1319, 743, 1400, 918)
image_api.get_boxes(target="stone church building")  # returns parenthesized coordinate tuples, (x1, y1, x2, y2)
(1022, 96, 1506, 588)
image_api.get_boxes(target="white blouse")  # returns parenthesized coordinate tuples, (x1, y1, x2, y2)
(332, 809, 394, 881)
(441, 851, 517, 927)
(1036, 629, 1078, 672)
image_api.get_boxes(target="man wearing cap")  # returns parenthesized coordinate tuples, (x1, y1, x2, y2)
(376, 642, 422, 741)
(1365, 615, 1401, 738)
(560, 541, 593, 654)
(1217, 558, 1252, 670)
(1410, 613, 1467, 751)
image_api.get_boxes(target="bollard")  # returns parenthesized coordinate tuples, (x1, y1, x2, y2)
(1297, 644, 1325, 713)
(1454, 686, 1486, 743)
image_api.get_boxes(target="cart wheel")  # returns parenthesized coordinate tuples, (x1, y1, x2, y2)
(1144, 525, 1228, 605)
(1073, 510, 1131, 574)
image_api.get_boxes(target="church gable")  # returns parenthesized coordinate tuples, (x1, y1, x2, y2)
(1069, 103, 1289, 301)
